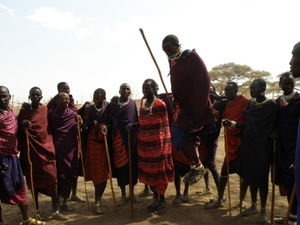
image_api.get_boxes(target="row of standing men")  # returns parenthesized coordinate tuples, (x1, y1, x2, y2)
(1, 35, 300, 225)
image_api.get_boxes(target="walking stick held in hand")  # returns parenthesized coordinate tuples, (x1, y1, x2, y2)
(270, 139, 276, 224)
(139, 28, 173, 111)
(102, 128, 116, 206)
(76, 122, 90, 209)
(25, 129, 37, 219)
(223, 126, 232, 216)
(127, 125, 134, 220)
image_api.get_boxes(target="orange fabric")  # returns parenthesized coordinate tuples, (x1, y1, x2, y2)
(113, 130, 128, 168)
(85, 124, 109, 184)
(222, 95, 248, 161)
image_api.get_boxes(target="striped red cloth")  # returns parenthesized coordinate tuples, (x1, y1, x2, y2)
(85, 124, 109, 185)
(0, 108, 18, 156)
(138, 98, 174, 194)
(112, 130, 128, 168)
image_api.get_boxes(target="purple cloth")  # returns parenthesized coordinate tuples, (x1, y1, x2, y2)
(48, 107, 78, 180)
(0, 155, 25, 202)
(109, 99, 138, 186)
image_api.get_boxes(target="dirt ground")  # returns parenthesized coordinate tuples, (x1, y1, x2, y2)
(3, 136, 289, 225)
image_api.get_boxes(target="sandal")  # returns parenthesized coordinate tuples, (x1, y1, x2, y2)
(154, 201, 166, 215)
(172, 195, 182, 205)
(241, 205, 259, 217)
(181, 193, 189, 203)
(117, 196, 127, 206)
(20, 218, 46, 225)
(70, 195, 85, 203)
(204, 199, 224, 209)
(94, 201, 104, 215)
(138, 189, 152, 198)
(183, 166, 208, 185)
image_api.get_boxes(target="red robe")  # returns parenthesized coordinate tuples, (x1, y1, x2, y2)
(18, 104, 57, 190)
(222, 95, 249, 161)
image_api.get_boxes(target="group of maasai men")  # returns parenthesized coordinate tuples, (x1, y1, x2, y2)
(1, 35, 300, 225)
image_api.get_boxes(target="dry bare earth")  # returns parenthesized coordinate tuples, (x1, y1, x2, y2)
(3, 136, 288, 225)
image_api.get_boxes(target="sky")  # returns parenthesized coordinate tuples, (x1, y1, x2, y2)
(1, 0, 300, 104)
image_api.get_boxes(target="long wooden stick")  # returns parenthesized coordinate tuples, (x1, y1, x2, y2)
(284, 184, 296, 225)
(239, 177, 242, 215)
(139, 28, 173, 112)
(103, 132, 116, 205)
(77, 122, 90, 209)
(139, 28, 169, 95)
(270, 139, 276, 224)
(223, 127, 232, 216)
(25, 129, 37, 219)
(127, 126, 134, 219)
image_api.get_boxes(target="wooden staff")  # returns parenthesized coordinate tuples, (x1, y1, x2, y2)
(76, 122, 90, 209)
(270, 139, 276, 224)
(103, 130, 116, 205)
(223, 126, 232, 216)
(139, 28, 173, 110)
(239, 177, 243, 215)
(127, 125, 134, 219)
(25, 129, 37, 219)
(284, 184, 296, 225)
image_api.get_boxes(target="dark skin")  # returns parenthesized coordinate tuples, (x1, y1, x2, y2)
(119, 83, 131, 103)
(0, 87, 31, 222)
(0, 87, 11, 112)
(58, 84, 70, 94)
(142, 81, 156, 107)
(21, 88, 62, 215)
(93, 91, 107, 135)
(162, 41, 180, 57)
(118, 83, 132, 201)
(290, 42, 300, 78)
(222, 84, 238, 127)
(57, 93, 70, 111)
(21, 88, 43, 129)
(250, 80, 266, 103)
(280, 77, 295, 96)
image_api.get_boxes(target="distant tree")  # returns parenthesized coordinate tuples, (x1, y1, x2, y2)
(209, 62, 281, 98)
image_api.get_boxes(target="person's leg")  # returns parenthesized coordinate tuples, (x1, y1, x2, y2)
(182, 136, 207, 185)
(204, 172, 210, 191)
(51, 185, 68, 221)
(117, 185, 127, 206)
(259, 185, 268, 212)
(205, 160, 226, 209)
(174, 172, 181, 196)
(0, 204, 3, 222)
(173, 172, 182, 204)
(70, 176, 84, 202)
(182, 182, 190, 203)
(147, 186, 159, 212)
(286, 185, 297, 224)
(154, 184, 168, 213)
(59, 178, 74, 212)
(242, 185, 259, 216)
(204, 137, 219, 192)
(18, 205, 29, 221)
(256, 185, 269, 224)
(139, 184, 151, 197)
(94, 182, 107, 214)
